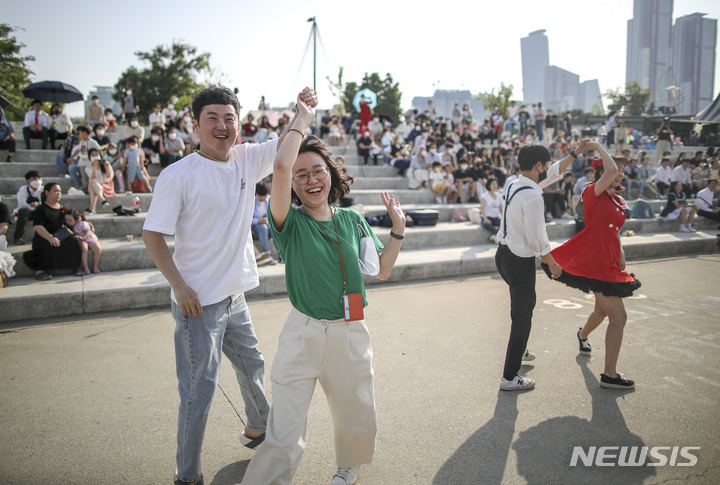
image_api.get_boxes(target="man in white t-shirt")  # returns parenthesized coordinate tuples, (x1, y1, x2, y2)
(143, 85, 317, 485)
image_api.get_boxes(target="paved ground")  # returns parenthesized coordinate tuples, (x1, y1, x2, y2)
(1, 255, 719, 484)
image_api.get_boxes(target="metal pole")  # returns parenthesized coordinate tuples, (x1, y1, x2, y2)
(312, 20, 317, 92)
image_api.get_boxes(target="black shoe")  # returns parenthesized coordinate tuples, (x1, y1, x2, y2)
(600, 373, 635, 389)
(6, 155, 14, 163)
(468, 196, 479, 203)
(14, 238, 26, 245)
(35, 272, 52, 281)
(577, 328, 591, 355)
(174, 476, 204, 485)
(101, 200, 110, 207)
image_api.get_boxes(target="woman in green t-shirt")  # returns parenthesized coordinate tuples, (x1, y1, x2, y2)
(243, 89, 406, 485)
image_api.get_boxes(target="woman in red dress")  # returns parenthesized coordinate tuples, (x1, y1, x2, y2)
(359, 95, 371, 135)
(543, 141, 640, 389)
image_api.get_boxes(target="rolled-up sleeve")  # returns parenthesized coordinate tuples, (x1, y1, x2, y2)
(523, 197, 552, 257)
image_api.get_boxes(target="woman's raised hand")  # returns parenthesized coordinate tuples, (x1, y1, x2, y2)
(297, 87, 318, 115)
(381, 192, 406, 232)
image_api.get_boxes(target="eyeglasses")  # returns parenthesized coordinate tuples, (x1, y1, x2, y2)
(293, 166, 329, 185)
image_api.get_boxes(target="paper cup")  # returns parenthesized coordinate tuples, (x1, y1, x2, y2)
(126, 235, 134, 242)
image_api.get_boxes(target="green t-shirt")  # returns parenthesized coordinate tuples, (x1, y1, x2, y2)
(268, 206, 384, 320)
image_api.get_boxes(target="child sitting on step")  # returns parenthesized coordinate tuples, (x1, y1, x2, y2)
(64, 209, 102, 274)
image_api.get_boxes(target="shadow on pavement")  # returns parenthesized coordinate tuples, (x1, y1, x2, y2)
(210, 459, 250, 485)
(433, 357, 656, 484)
(432, 390, 522, 484)
(512, 356, 656, 484)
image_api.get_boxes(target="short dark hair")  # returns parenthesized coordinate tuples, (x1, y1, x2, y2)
(584, 167, 595, 175)
(76, 125, 91, 134)
(32, 99, 43, 106)
(517, 144, 551, 171)
(25, 170, 41, 180)
(64, 208, 81, 220)
(192, 85, 241, 121)
(40, 182, 60, 203)
(485, 176, 498, 190)
(292, 135, 355, 205)
(127, 136, 138, 144)
(255, 183, 268, 197)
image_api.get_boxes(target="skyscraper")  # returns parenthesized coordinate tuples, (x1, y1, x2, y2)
(626, 0, 674, 105)
(671, 13, 717, 115)
(521, 30, 550, 104)
(544, 66, 579, 114)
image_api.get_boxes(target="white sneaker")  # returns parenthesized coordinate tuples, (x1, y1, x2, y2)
(561, 212, 574, 219)
(489, 234, 499, 244)
(522, 348, 536, 361)
(500, 374, 536, 391)
(435, 195, 443, 204)
(687, 224, 697, 232)
(546, 212, 554, 220)
(332, 466, 358, 485)
(679, 225, 691, 232)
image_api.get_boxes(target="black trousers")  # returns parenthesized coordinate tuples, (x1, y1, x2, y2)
(13, 208, 31, 242)
(698, 209, 720, 223)
(495, 244, 536, 381)
(23, 126, 48, 149)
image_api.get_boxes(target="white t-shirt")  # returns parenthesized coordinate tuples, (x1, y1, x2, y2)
(143, 139, 278, 306)
(481, 191, 503, 219)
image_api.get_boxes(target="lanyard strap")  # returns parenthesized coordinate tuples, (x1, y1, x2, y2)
(310, 208, 348, 294)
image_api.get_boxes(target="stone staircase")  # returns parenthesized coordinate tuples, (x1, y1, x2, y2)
(1, 132, 718, 323)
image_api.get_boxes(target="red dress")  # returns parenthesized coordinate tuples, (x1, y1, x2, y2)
(544, 183, 641, 297)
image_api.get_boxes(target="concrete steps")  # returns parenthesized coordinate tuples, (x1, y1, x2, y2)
(2, 229, 717, 323)
(3, 132, 719, 323)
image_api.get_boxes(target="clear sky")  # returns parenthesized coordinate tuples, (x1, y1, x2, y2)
(3, 0, 720, 118)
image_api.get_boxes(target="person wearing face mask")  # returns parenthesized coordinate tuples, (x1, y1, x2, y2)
(92, 123, 111, 150)
(68, 126, 101, 192)
(13, 171, 43, 245)
(84, 148, 116, 214)
(121, 136, 151, 193)
(85, 96, 105, 128)
(495, 139, 589, 391)
(357, 130, 375, 166)
(162, 102, 178, 129)
(49, 103, 72, 150)
(122, 89, 139, 123)
(105, 142, 125, 193)
(454, 160, 479, 203)
(163, 127, 186, 168)
(126, 115, 145, 143)
(142, 127, 166, 166)
(104, 108, 117, 132)
(149, 103, 167, 130)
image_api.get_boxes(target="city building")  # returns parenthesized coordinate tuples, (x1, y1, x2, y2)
(578, 80, 604, 115)
(671, 13, 717, 115)
(544, 66, 579, 114)
(626, 0, 674, 106)
(520, 30, 550, 104)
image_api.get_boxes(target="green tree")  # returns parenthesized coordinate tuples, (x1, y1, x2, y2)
(114, 42, 211, 117)
(0, 24, 35, 120)
(326, 66, 348, 115)
(343, 72, 402, 121)
(477, 82, 515, 118)
(603, 81, 651, 116)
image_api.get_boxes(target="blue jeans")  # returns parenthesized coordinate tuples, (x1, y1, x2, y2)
(481, 216, 501, 235)
(172, 294, 270, 482)
(252, 223, 272, 253)
(126, 164, 146, 184)
(55, 152, 67, 175)
(535, 119, 545, 142)
(67, 161, 84, 190)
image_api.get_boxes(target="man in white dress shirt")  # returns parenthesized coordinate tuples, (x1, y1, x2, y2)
(495, 140, 587, 391)
(23, 100, 51, 149)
